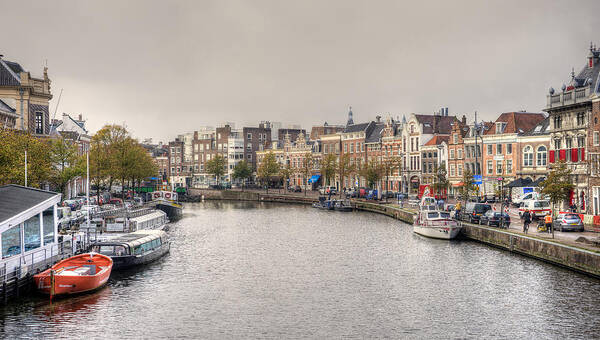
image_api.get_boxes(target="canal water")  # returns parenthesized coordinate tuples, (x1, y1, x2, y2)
(2, 201, 600, 339)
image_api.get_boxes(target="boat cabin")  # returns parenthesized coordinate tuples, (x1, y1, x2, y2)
(90, 229, 169, 269)
(0, 185, 62, 279)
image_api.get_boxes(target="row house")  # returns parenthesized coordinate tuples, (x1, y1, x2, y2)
(546, 44, 600, 214)
(243, 122, 272, 171)
(481, 112, 547, 195)
(421, 135, 449, 186)
(0, 55, 52, 135)
(309, 122, 344, 141)
(380, 117, 403, 191)
(401, 112, 457, 194)
(517, 118, 551, 183)
(168, 139, 185, 188)
(341, 120, 374, 188)
(448, 120, 468, 195)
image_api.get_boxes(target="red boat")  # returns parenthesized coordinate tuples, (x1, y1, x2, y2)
(34, 253, 113, 297)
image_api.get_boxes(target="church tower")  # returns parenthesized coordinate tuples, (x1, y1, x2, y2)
(346, 106, 354, 126)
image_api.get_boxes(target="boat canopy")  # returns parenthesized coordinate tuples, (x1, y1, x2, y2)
(129, 210, 167, 224)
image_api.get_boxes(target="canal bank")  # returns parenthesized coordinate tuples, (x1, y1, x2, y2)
(185, 189, 600, 278)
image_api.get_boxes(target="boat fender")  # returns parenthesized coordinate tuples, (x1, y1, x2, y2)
(165, 193, 172, 199)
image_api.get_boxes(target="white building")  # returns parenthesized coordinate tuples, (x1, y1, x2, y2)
(227, 129, 245, 183)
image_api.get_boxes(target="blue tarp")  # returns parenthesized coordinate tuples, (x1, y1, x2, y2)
(308, 175, 321, 183)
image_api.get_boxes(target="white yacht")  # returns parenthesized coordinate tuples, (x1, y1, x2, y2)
(413, 197, 461, 240)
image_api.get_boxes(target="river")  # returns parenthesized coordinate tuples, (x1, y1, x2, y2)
(1, 201, 600, 339)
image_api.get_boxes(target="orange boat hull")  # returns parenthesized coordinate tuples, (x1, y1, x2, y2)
(34, 253, 113, 296)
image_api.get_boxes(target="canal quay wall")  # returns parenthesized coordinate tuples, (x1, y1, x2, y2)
(186, 190, 600, 278)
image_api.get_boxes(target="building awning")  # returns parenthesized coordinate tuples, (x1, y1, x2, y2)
(308, 175, 321, 183)
(506, 178, 534, 188)
(452, 182, 464, 187)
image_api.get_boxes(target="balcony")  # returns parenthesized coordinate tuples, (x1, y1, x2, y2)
(547, 86, 590, 109)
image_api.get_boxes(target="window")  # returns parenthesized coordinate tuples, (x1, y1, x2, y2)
(554, 139, 561, 150)
(487, 160, 493, 174)
(497, 144, 502, 154)
(507, 144, 512, 154)
(458, 164, 463, 176)
(415, 138, 419, 150)
(496, 122, 507, 134)
(578, 136, 585, 148)
(487, 144, 492, 155)
(411, 138, 414, 152)
(537, 146, 547, 166)
(247, 133, 252, 140)
(496, 160, 502, 174)
(350, 143, 354, 153)
(2, 224, 21, 258)
(247, 154, 252, 160)
(457, 149, 463, 159)
(595, 132, 600, 146)
(24, 214, 41, 252)
(506, 160, 512, 174)
(577, 112, 585, 126)
(566, 138, 572, 149)
(35, 112, 44, 134)
(554, 115, 562, 129)
(450, 149, 455, 159)
(523, 146, 533, 166)
(450, 165, 456, 177)
(453, 134, 458, 144)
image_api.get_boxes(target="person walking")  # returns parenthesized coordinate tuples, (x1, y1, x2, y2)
(544, 214, 553, 234)
(455, 201, 462, 220)
(522, 209, 531, 234)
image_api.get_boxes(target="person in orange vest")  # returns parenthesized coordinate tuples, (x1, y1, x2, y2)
(544, 214, 553, 233)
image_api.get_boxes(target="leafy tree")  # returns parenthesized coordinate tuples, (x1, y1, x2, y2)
(431, 164, 449, 199)
(299, 152, 314, 196)
(49, 137, 85, 197)
(206, 154, 227, 188)
(232, 160, 252, 191)
(359, 159, 383, 188)
(91, 124, 130, 194)
(336, 153, 354, 197)
(257, 151, 280, 193)
(459, 169, 478, 204)
(320, 153, 337, 187)
(0, 129, 51, 188)
(279, 163, 294, 193)
(540, 161, 575, 216)
(381, 157, 401, 201)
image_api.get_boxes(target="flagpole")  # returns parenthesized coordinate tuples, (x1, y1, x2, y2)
(24, 150, 28, 187)
(86, 152, 90, 229)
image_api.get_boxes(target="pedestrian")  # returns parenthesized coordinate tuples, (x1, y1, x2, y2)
(455, 201, 462, 220)
(522, 209, 531, 234)
(570, 203, 577, 213)
(544, 213, 553, 234)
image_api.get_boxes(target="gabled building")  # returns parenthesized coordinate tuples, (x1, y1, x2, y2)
(422, 135, 449, 186)
(448, 118, 467, 196)
(517, 117, 551, 184)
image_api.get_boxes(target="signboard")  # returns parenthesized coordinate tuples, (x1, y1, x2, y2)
(473, 175, 482, 185)
(493, 155, 504, 161)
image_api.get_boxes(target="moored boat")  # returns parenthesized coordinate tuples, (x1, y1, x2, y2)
(333, 200, 353, 212)
(34, 253, 113, 297)
(413, 208, 461, 239)
(90, 230, 170, 270)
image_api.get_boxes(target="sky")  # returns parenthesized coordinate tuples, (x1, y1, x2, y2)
(2, 0, 600, 142)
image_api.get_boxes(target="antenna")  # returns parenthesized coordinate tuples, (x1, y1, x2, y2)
(52, 88, 63, 122)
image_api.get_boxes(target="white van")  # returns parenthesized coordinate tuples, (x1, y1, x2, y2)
(512, 191, 538, 206)
(519, 200, 552, 219)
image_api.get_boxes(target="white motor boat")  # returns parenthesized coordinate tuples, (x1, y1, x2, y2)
(413, 196, 461, 240)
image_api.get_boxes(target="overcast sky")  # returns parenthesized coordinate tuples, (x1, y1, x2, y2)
(3, 0, 600, 142)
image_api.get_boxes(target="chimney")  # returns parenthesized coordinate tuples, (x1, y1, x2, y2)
(376, 115, 381, 123)
(78, 114, 82, 121)
(461, 115, 467, 125)
(433, 115, 440, 133)
(445, 107, 449, 116)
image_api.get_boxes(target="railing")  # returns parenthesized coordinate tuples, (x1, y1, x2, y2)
(547, 87, 591, 108)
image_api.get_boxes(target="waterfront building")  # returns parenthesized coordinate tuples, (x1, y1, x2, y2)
(545, 44, 600, 213)
(421, 135, 449, 187)
(243, 122, 272, 172)
(448, 120, 467, 196)
(0, 55, 52, 135)
(277, 128, 306, 144)
(0, 185, 61, 278)
(380, 116, 403, 192)
(341, 120, 373, 188)
(481, 112, 546, 195)
(168, 139, 185, 188)
(227, 129, 245, 184)
(309, 122, 344, 141)
(515, 117, 551, 185)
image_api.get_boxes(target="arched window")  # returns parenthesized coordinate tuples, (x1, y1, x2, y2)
(537, 146, 547, 166)
(523, 146, 533, 166)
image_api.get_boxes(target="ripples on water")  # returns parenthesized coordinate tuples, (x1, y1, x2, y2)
(1, 201, 600, 339)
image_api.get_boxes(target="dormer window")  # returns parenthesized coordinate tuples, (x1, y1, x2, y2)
(495, 122, 507, 134)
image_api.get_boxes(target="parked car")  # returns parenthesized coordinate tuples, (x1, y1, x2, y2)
(479, 210, 511, 228)
(319, 186, 337, 195)
(553, 213, 584, 232)
(381, 190, 396, 199)
(519, 200, 551, 220)
(461, 203, 492, 224)
(62, 199, 80, 211)
(56, 206, 73, 229)
(109, 198, 124, 206)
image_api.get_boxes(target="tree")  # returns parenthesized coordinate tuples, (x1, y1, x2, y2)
(359, 158, 383, 189)
(459, 169, 478, 204)
(257, 151, 280, 193)
(90, 124, 130, 195)
(336, 153, 355, 197)
(320, 153, 337, 187)
(540, 161, 574, 216)
(431, 164, 449, 199)
(49, 137, 85, 197)
(232, 160, 252, 191)
(279, 163, 294, 193)
(0, 129, 51, 188)
(299, 152, 314, 196)
(206, 154, 227, 188)
(381, 157, 401, 201)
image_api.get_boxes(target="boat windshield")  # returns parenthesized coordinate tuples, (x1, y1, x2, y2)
(92, 245, 128, 256)
(427, 212, 451, 219)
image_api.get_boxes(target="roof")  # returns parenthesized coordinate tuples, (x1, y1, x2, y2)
(414, 114, 457, 134)
(424, 135, 450, 146)
(522, 117, 550, 136)
(0, 185, 60, 225)
(0, 99, 17, 117)
(0, 59, 22, 86)
(343, 122, 371, 133)
(484, 112, 546, 135)
(365, 123, 384, 143)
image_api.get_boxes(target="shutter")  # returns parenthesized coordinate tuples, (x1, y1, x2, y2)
(581, 148, 585, 161)
(571, 148, 578, 162)
(559, 149, 566, 161)
(549, 150, 555, 163)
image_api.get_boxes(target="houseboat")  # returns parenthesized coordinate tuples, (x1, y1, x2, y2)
(81, 209, 168, 240)
(149, 190, 183, 221)
(90, 230, 170, 270)
(0, 185, 67, 283)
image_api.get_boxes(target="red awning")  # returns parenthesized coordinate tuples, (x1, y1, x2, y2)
(453, 182, 464, 187)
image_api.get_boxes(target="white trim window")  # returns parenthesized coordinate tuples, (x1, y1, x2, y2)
(523, 146, 533, 166)
(537, 146, 547, 166)
(487, 160, 493, 174)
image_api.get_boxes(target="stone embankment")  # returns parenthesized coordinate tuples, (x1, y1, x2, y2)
(184, 189, 600, 278)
